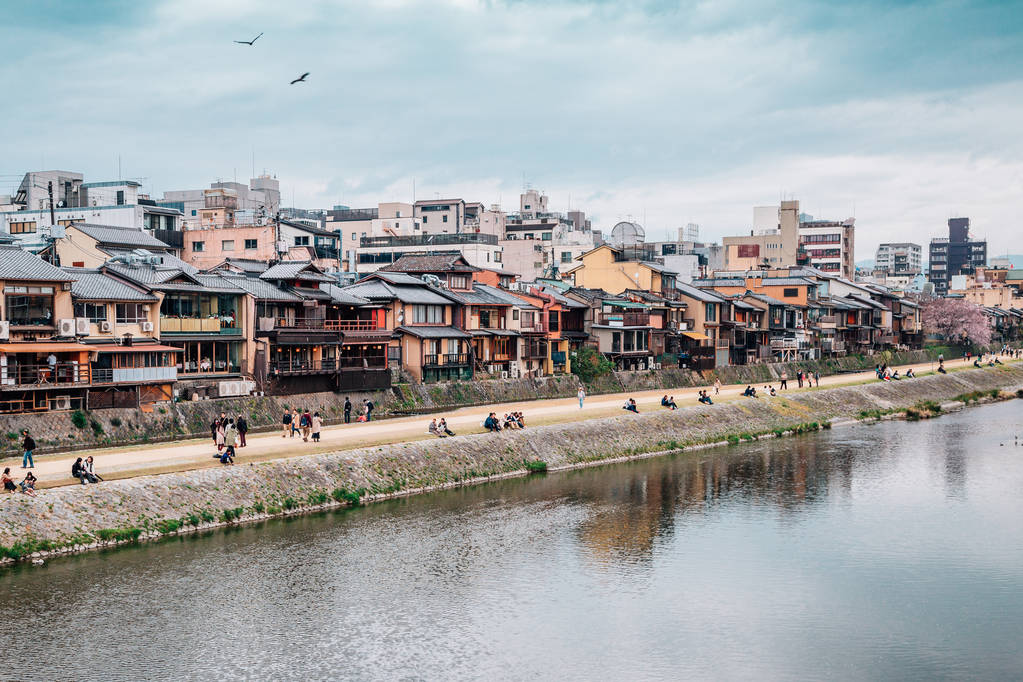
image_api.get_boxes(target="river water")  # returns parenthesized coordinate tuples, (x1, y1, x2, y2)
(2, 401, 1022, 681)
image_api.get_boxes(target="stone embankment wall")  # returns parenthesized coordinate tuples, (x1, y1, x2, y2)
(0, 346, 959, 458)
(2, 364, 1020, 559)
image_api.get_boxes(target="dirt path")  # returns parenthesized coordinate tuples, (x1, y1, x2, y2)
(2, 356, 989, 488)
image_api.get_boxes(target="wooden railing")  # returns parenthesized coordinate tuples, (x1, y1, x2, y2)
(424, 354, 471, 367)
(0, 363, 90, 387)
(265, 318, 383, 331)
(161, 318, 241, 334)
(599, 312, 650, 326)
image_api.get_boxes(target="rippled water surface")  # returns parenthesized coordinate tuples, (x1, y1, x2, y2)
(3, 401, 1023, 681)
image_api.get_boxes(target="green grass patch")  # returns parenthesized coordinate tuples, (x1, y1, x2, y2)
(524, 460, 548, 473)
(155, 518, 183, 534)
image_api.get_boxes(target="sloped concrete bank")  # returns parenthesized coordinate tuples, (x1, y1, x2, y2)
(2, 364, 1020, 564)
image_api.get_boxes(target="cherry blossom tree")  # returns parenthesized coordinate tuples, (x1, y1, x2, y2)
(921, 297, 992, 347)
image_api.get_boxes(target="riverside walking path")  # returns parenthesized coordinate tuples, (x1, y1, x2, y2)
(1, 356, 998, 489)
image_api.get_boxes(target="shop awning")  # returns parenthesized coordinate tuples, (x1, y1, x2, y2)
(96, 345, 183, 353)
(0, 343, 102, 353)
(680, 331, 710, 340)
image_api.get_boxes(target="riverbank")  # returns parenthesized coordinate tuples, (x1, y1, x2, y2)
(0, 346, 965, 459)
(2, 363, 1021, 564)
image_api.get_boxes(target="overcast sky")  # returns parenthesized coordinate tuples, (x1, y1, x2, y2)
(2, 0, 1021, 258)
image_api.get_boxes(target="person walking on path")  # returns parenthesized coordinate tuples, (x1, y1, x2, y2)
(797, 371, 804, 388)
(281, 409, 292, 438)
(714, 378, 721, 395)
(290, 409, 300, 437)
(21, 430, 35, 469)
(236, 415, 248, 447)
(215, 420, 226, 451)
(813, 370, 820, 388)
(343, 397, 352, 424)
(300, 409, 312, 442)
(311, 412, 322, 442)
(221, 421, 237, 464)
(577, 386, 586, 409)
(210, 416, 221, 445)
(779, 370, 788, 390)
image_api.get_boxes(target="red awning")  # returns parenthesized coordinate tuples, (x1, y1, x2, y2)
(96, 345, 183, 353)
(0, 343, 101, 353)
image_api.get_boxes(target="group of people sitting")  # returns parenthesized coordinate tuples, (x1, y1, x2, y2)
(973, 355, 1003, 368)
(623, 398, 639, 413)
(483, 412, 526, 432)
(742, 385, 759, 398)
(428, 418, 456, 438)
(211, 412, 248, 465)
(661, 395, 679, 410)
(697, 390, 713, 404)
(71, 456, 101, 485)
(2, 467, 37, 496)
(876, 363, 916, 381)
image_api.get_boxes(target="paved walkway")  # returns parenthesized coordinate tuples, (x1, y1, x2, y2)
(2, 356, 991, 488)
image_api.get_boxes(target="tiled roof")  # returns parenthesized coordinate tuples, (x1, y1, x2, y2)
(280, 219, 338, 237)
(675, 281, 728, 303)
(0, 247, 74, 281)
(318, 283, 370, 306)
(71, 223, 173, 249)
(106, 262, 187, 285)
(344, 278, 453, 305)
(743, 292, 789, 307)
(393, 325, 471, 339)
(380, 253, 479, 273)
(221, 276, 301, 302)
(65, 269, 157, 302)
(211, 258, 269, 274)
(103, 249, 198, 273)
(260, 261, 334, 282)
(367, 272, 428, 286)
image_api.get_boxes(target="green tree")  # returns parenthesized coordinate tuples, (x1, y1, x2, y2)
(571, 346, 615, 384)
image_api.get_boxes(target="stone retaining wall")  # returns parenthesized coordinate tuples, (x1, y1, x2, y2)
(0, 345, 961, 458)
(2, 363, 1020, 559)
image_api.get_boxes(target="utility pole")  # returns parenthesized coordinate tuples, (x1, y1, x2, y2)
(47, 181, 56, 226)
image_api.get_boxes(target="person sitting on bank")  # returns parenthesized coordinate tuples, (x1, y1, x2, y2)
(220, 420, 237, 464)
(974, 358, 982, 368)
(623, 398, 639, 413)
(71, 457, 90, 485)
(83, 456, 101, 483)
(742, 385, 755, 397)
(769, 385, 777, 396)
(19, 471, 37, 497)
(515, 412, 526, 428)
(439, 418, 455, 436)
(483, 412, 502, 432)
(2, 467, 16, 493)
(891, 370, 901, 380)
(905, 368, 916, 378)
(429, 419, 446, 438)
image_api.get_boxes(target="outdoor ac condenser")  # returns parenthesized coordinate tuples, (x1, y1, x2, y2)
(100, 321, 113, 333)
(75, 318, 91, 336)
(59, 319, 76, 337)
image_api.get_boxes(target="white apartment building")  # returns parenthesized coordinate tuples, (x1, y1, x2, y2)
(875, 242, 922, 274)
(160, 175, 281, 226)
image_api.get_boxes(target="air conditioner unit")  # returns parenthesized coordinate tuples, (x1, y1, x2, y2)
(58, 319, 75, 337)
(53, 395, 72, 410)
(100, 321, 113, 333)
(75, 317, 91, 336)
(141, 321, 154, 332)
(0, 321, 8, 341)
(501, 371, 509, 379)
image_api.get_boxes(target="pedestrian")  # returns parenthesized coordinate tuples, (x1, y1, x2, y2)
(236, 415, 248, 447)
(300, 409, 312, 442)
(797, 370, 804, 388)
(281, 409, 292, 438)
(21, 429, 35, 469)
(291, 409, 300, 437)
(343, 397, 352, 424)
(714, 378, 721, 395)
(813, 370, 820, 387)
(215, 420, 226, 451)
(577, 386, 586, 409)
(363, 399, 374, 422)
(311, 412, 322, 442)
(210, 416, 221, 445)
(221, 420, 237, 464)
(779, 370, 788, 390)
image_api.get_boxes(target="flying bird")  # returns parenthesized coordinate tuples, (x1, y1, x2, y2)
(290, 72, 310, 85)
(234, 32, 263, 45)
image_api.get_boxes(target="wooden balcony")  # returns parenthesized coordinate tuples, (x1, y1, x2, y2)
(161, 318, 241, 335)
(0, 362, 90, 388)
(598, 312, 650, 326)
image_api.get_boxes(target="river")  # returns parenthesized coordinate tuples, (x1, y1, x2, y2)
(2, 400, 1022, 681)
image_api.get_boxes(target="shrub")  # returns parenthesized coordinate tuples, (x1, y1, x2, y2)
(252, 501, 266, 514)
(89, 420, 104, 436)
(199, 509, 216, 523)
(282, 496, 298, 510)
(570, 346, 615, 384)
(155, 519, 183, 534)
(184, 513, 201, 527)
(70, 410, 88, 429)
(220, 507, 245, 523)
(727, 435, 740, 445)
(332, 488, 363, 505)
(110, 417, 123, 428)
(4, 432, 16, 440)
(266, 505, 281, 515)
(307, 491, 329, 506)
(524, 460, 548, 473)
(904, 408, 921, 421)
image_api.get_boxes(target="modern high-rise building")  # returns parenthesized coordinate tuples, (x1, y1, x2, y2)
(875, 242, 922, 275)
(928, 217, 987, 295)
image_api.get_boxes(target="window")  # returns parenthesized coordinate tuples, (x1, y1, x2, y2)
(396, 211, 402, 218)
(192, 241, 205, 252)
(412, 305, 444, 324)
(191, 209, 197, 216)
(222, 240, 235, 251)
(524, 204, 531, 210)
(512, 309, 520, 321)
(541, 232, 552, 241)
(294, 236, 310, 246)
(494, 252, 501, 263)
(423, 216, 428, 224)
(116, 190, 125, 205)
(57, 219, 77, 227)
(442, 215, 448, 223)
(783, 288, 798, 298)
(116, 303, 146, 324)
(449, 275, 469, 289)
(521, 311, 534, 328)
(9, 221, 37, 234)
(74, 302, 107, 323)
(561, 252, 572, 263)
(395, 222, 400, 228)
(4, 286, 54, 326)
(705, 303, 717, 322)
(244, 239, 258, 250)
(351, 232, 356, 241)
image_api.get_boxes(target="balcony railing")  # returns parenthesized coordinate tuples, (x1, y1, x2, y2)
(819, 315, 838, 328)
(271, 359, 337, 374)
(423, 353, 470, 367)
(0, 363, 90, 387)
(161, 318, 241, 334)
(598, 312, 650, 326)
(92, 366, 178, 383)
(337, 356, 388, 370)
(361, 233, 497, 248)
